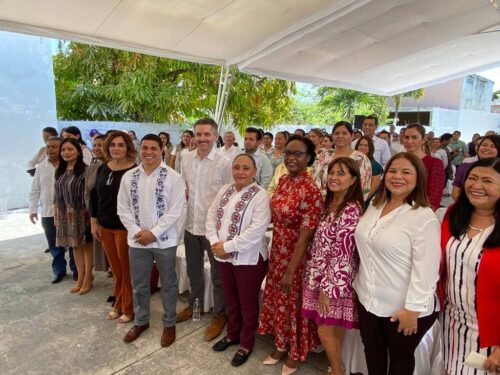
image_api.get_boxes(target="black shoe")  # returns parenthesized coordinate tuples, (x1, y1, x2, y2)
(106, 295, 116, 304)
(51, 274, 65, 284)
(231, 349, 251, 367)
(44, 248, 50, 253)
(212, 337, 239, 352)
(72, 272, 78, 281)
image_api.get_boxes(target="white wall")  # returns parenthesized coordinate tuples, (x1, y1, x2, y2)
(0, 31, 57, 210)
(58, 120, 183, 146)
(430, 108, 500, 141)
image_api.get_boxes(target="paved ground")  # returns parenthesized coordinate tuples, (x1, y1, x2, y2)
(0, 210, 327, 375)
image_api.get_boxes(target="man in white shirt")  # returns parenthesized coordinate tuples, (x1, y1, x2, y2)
(29, 136, 74, 283)
(217, 131, 242, 160)
(27, 126, 58, 176)
(352, 116, 392, 167)
(244, 127, 273, 190)
(118, 134, 185, 347)
(177, 118, 232, 341)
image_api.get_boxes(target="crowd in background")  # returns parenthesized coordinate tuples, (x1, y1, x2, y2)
(27, 118, 500, 375)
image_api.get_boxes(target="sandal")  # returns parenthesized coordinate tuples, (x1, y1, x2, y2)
(117, 314, 133, 324)
(107, 310, 121, 320)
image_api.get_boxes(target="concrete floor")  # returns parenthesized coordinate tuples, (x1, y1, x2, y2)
(0, 221, 327, 375)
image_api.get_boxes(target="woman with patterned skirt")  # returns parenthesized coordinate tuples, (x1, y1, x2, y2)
(206, 153, 271, 367)
(439, 157, 500, 375)
(55, 138, 93, 294)
(302, 157, 364, 375)
(258, 135, 322, 375)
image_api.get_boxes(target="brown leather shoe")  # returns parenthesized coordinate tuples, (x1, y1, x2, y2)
(175, 306, 193, 323)
(161, 325, 176, 347)
(204, 315, 227, 341)
(123, 324, 149, 343)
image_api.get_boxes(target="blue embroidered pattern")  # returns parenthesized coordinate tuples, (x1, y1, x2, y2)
(130, 169, 141, 227)
(155, 168, 169, 242)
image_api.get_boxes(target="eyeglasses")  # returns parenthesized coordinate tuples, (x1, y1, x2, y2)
(284, 150, 307, 158)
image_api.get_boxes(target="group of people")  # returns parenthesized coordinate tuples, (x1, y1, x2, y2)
(28, 117, 499, 375)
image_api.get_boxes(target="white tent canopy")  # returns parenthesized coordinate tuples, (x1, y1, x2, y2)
(1, 0, 500, 95)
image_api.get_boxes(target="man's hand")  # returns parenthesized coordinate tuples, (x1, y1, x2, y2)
(133, 230, 156, 246)
(391, 309, 419, 336)
(29, 213, 38, 224)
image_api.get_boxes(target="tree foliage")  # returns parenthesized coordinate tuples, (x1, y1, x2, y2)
(316, 87, 389, 124)
(53, 42, 295, 130)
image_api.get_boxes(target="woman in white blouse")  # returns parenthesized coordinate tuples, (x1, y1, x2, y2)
(354, 152, 441, 375)
(206, 153, 271, 367)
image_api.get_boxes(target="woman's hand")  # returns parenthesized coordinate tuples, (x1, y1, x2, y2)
(391, 309, 419, 336)
(90, 218, 102, 242)
(319, 290, 330, 316)
(280, 268, 293, 293)
(211, 242, 229, 259)
(484, 347, 500, 373)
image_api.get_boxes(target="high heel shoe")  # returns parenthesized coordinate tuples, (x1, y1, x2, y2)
(263, 349, 286, 365)
(78, 275, 94, 295)
(282, 359, 299, 375)
(70, 282, 82, 293)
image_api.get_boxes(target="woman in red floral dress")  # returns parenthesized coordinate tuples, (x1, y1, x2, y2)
(258, 135, 323, 375)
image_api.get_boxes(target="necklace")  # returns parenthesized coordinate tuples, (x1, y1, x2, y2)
(468, 224, 484, 232)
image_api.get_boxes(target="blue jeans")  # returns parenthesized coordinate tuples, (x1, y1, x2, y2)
(41, 217, 67, 276)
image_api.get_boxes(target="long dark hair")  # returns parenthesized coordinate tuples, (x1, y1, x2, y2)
(55, 138, 86, 179)
(63, 125, 86, 145)
(372, 152, 430, 209)
(324, 157, 364, 217)
(449, 157, 500, 247)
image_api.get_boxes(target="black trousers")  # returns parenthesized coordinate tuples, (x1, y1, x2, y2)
(358, 303, 438, 375)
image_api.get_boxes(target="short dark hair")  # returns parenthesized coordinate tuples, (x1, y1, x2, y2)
(440, 133, 452, 142)
(378, 130, 390, 136)
(141, 134, 163, 149)
(355, 136, 375, 160)
(263, 132, 274, 140)
(286, 135, 316, 167)
(373, 152, 430, 209)
(364, 115, 378, 126)
(332, 121, 354, 135)
(294, 128, 306, 137)
(105, 131, 137, 161)
(194, 118, 218, 133)
(449, 157, 500, 247)
(246, 127, 263, 141)
(453, 130, 461, 135)
(47, 136, 63, 143)
(43, 127, 58, 136)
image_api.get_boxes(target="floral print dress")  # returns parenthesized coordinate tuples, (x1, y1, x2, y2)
(302, 201, 362, 328)
(258, 171, 322, 361)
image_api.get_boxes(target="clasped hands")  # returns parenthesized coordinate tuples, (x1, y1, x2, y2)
(134, 230, 156, 246)
(211, 242, 230, 259)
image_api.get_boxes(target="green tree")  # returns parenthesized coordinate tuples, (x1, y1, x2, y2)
(492, 89, 500, 100)
(391, 88, 425, 125)
(316, 88, 389, 123)
(53, 42, 295, 130)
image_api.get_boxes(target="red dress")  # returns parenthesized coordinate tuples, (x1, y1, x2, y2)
(258, 171, 322, 361)
(421, 154, 445, 211)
